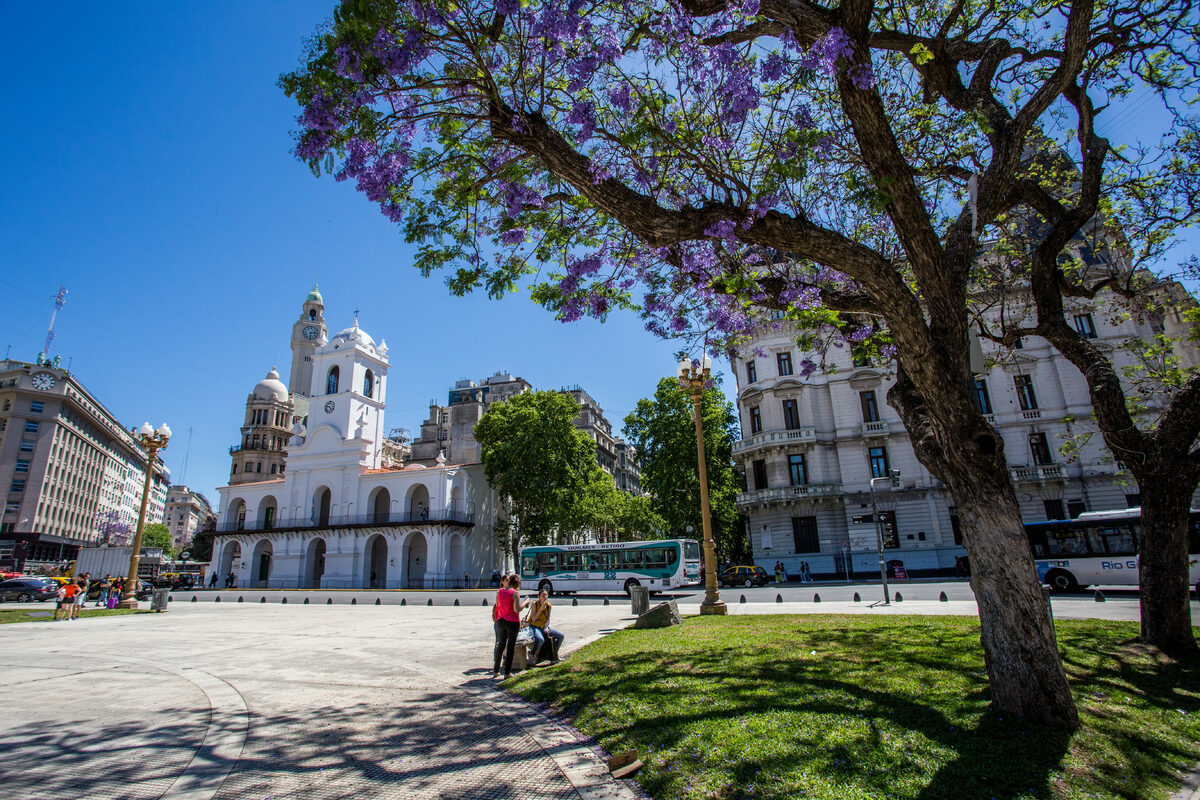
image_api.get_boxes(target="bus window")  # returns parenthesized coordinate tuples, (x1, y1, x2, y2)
(684, 541, 700, 560)
(644, 548, 668, 569)
(1094, 525, 1135, 556)
(537, 553, 559, 572)
(521, 556, 537, 577)
(563, 553, 581, 570)
(1047, 526, 1089, 556)
(585, 552, 601, 572)
(666, 547, 678, 565)
(623, 550, 643, 569)
(601, 552, 620, 570)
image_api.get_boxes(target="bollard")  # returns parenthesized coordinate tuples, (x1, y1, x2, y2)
(376, 598, 382, 605)
(739, 594, 746, 604)
(895, 592, 903, 602)
(1094, 589, 1106, 602)
(775, 594, 782, 603)
(214, 596, 221, 603)
(282, 597, 287, 604)
(303, 598, 309, 605)
(238, 596, 244, 603)
(482, 598, 488, 606)
(168, 595, 173, 602)
(939, 591, 949, 602)
(572, 597, 578, 606)
(191, 596, 197, 602)
(427, 598, 433, 606)
(454, 598, 459, 606)
(401, 598, 406, 606)
(853, 592, 860, 602)
(352, 598, 358, 605)
(261, 597, 266, 603)
(814, 593, 821, 603)
(327, 598, 333, 605)
(603, 597, 610, 606)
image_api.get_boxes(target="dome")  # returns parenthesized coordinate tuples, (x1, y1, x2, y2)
(305, 281, 323, 305)
(252, 367, 289, 403)
(330, 318, 377, 350)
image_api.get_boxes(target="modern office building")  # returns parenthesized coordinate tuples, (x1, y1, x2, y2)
(730, 283, 1200, 578)
(0, 358, 170, 567)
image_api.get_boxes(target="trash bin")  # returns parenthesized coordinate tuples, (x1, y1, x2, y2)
(630, 585, 650, 616)
(151, 587, 170, 612)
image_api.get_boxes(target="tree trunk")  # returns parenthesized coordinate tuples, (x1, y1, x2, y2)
(955, 476, 1080, 727)
(1135, 473, 1198, 656)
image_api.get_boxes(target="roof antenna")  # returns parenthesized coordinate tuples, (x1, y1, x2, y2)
(38, 286, 67, 366)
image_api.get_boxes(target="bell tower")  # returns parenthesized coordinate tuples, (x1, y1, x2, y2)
(289, 281, 327, 398)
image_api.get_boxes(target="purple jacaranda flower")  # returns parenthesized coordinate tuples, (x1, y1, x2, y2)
(500, 228, 526, 245)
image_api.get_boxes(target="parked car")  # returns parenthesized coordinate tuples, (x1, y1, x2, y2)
(0, 578, 59, 602)
(720, 565, 771, 588)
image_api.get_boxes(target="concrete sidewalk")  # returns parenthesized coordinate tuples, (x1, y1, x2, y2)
(0, 603, 641, 800)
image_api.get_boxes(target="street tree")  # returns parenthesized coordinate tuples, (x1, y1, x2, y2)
(283, 0, 1200, 725)
(623, 378, 744, 563)
(474, 390, 599, 554)
(140, 524, 175, 560)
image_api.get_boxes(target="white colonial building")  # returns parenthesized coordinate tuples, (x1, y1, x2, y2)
(213, 309, 500, 590)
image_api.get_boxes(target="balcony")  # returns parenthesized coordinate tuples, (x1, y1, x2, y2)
(736, 483, 842, 506)
(229, 443, 283, 455)
(732, 427, 817, 455)
(1021, 409, 1042, 421)
(1010, 464, 1064, 482)
(216, 508, 475, 533)
(860, 420, 888, 437)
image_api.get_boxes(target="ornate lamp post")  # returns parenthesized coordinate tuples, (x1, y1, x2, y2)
(117, 422, 171, 609)
(677, 356, 726, 616)
(868, 470, 900, 606)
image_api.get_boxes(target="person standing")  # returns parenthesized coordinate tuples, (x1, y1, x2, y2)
(524, 589, 564, 665)
(71, 578, 87, 619)
(209, 572, 218, 588)
(54, 583, 69, 621)
(493, 575, 528, 679)
(95, 574, 112, 607)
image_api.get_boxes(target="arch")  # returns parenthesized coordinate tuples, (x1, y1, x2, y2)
(226, 498, 247, 530)
(219, 541, 241, 582)
(403, 532, 427, 588)
(406, 483, 430, 520)
(326, 365, 339, 395)
(309, 309, 316, 320)
(304, 537, 327, 588)
(363, 534, 388, 589)
(449, 485, 463, 515)
(363, 369, 374, 398)
(313, 486, 332, 526)
(370, 487, 391, 523)
(257, 496, 277, 530)
(449, 533, 464, 583)
(250, 539, 273, 588)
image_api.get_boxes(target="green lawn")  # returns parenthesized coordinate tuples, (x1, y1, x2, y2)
(507, 615, 1200, 800)
(0, 608, 150, 624)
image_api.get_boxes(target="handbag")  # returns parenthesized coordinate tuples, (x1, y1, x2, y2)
(515, 626, 534, 645)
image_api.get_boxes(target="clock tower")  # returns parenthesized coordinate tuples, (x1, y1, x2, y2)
(289, 282, 327, 398)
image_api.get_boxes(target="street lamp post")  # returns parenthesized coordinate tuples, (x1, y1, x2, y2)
(677, 356, 726, 616)
(117, 422, 171, 609)
(868, 470, 900, 605)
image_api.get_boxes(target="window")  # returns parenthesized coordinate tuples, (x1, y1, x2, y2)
(263, 506, 275, 529)
(270, 464, 277, 474)
(1124, 493, 1142, 508)
(363, 369, 374, 397)
(788, 454, 807, 486)
(10, 479, 25, 492)
(19, 441, 33, 453)
(745, 360, 757, 384)
(1029, 432, 1053, 466)
(1013, 337, 1024, 349)
(852, 348, 871, 367)
(1043, 499, 1065, 521)
(752, 459, 768, 490)
(782, 399, 800, 430)
(30, 401, 43, 413)
(1067, 499, 1087, 519)
(792, 516, 819, 553)
(1073, 313, 1097, 339)
(231, 464, 237, 474)
(776, 352, 793, 376)
(973, 379, 992, 414)
(749, 406, 762, 435)
(869, 446, 890, 478)
(256, 463, 262, 473)
(24, 421, 39, 434)
(15, 460, 29, 473)
(860, 391, 879, 422)
(1014, 375, 1038, 410)
(326, 365, 340, 395)
(5, 502, 18, 514)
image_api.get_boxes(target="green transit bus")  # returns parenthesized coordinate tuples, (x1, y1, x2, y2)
(519, 539, 701, 595)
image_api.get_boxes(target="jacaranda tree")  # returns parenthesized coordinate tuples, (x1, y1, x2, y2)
(284, 0, 1200, 726)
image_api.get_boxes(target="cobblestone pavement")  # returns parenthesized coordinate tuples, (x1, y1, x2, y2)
(0, 604, 640, 800)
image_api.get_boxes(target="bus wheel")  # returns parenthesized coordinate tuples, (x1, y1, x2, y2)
(624, 579, 640, 596)
(1046, 570, 1079, 593)
(538, 580, 554, 596)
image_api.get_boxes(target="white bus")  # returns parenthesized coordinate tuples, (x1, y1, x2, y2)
(519, 539, 701, 595)
(1026, 508, 1200, 592)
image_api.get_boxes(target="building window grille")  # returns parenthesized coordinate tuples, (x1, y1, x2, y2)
(749, 406, 762, 435)
(860, 391, 880, 422)
(1014, 375, 1038, 410)
(776, 352, 793, 376)
(869, 446, 890, 479)
(788, 454, 807, 486)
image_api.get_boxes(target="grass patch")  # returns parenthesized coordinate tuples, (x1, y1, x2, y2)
(0, 608, 150, 624)
(507, 615, 1200, 800)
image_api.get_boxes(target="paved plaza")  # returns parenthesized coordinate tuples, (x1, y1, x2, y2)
(0, 587, 1174, 800)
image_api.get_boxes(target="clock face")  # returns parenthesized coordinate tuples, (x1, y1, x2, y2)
(31, 373, 55, 391)
(324, 400, 336, 413)
(302, 325, 320, 340)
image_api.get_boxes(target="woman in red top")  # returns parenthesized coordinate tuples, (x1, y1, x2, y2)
(493, 574, 528, 678)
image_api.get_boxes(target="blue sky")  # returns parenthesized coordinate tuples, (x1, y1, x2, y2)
(2, 4, 1195, 512)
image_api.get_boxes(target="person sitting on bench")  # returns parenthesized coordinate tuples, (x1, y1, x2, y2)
(525, 588, 564, 665)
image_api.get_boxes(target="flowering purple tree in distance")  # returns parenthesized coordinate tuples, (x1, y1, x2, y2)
(284, 0, 1200, 726)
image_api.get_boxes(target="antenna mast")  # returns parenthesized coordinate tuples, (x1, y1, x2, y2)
(38, 286, 68, 365)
